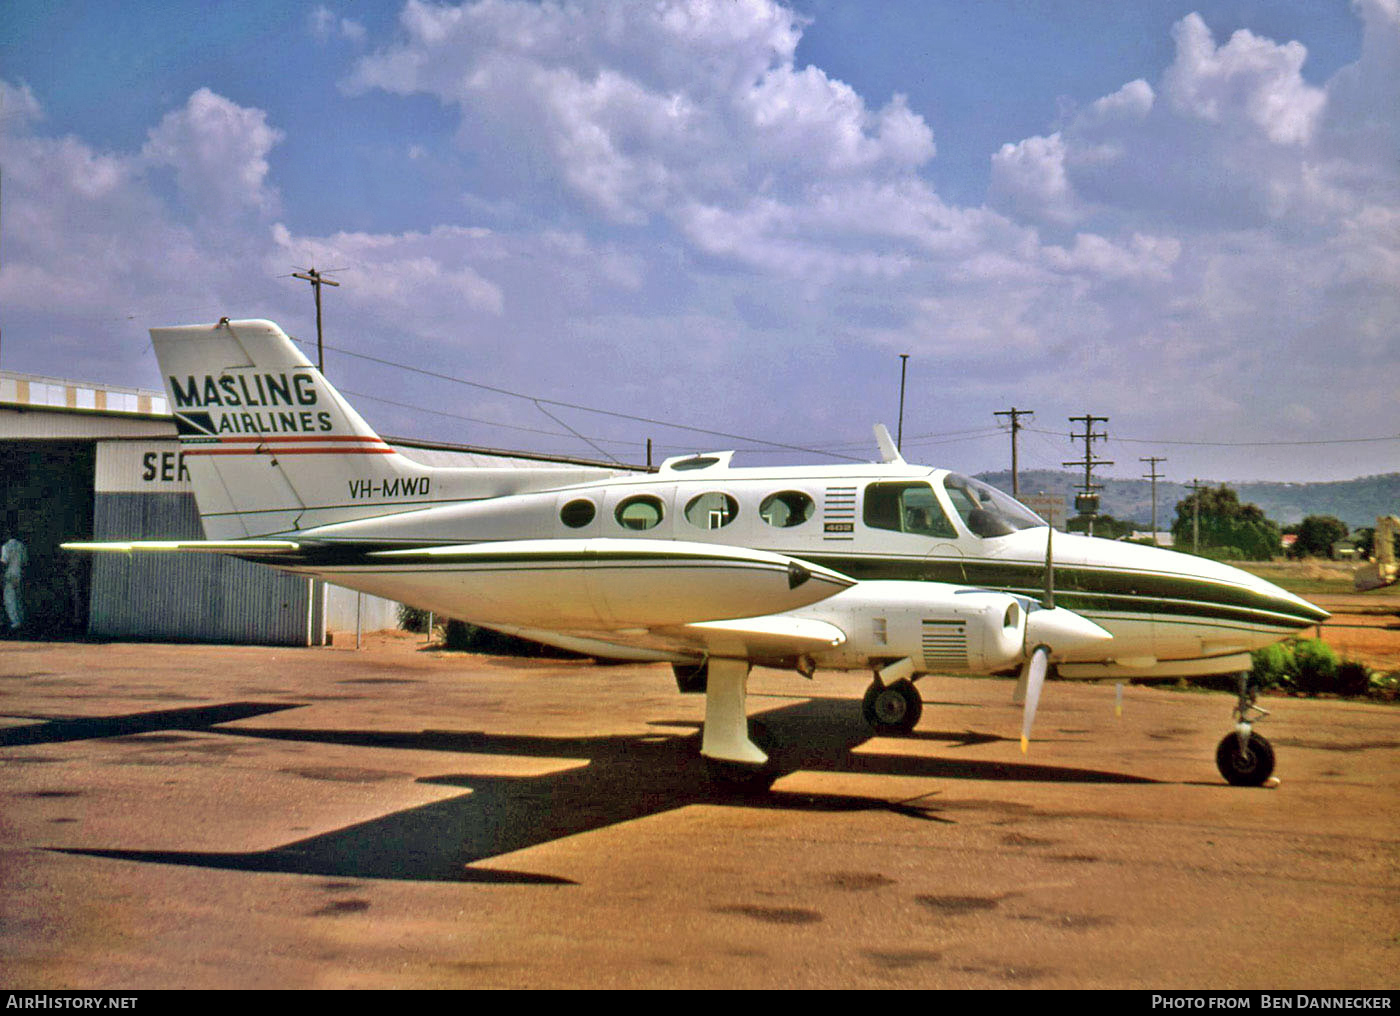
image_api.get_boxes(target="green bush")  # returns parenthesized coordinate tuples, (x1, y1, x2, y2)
(1368, 670, 1399, 700)
(1250, 642, 1296, 690)
(1336, 661, 1373, 697)
(438, 618, 585, 658)
(397, 603, 432, 633)
(1292, 639, 1340, 694)
(1248, 639, 1375, 697)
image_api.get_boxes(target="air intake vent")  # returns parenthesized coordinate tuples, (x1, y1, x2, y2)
(823, 486, 857, 540)
(921, 618, 968, 669)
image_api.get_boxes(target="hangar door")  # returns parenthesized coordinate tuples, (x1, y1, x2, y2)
(0, 441, 95, 637)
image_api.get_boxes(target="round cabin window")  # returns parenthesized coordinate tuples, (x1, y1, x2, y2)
(759, 490, 815, 528)
(559, 499, 596, 529)
(615, 494, 665, 531)
(684, 492, 738, 530)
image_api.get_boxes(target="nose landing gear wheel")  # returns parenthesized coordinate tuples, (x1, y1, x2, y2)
(1216, 731, 1276, 786)
(862, 678, 923, 735)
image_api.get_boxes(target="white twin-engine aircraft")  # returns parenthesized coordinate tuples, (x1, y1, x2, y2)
(68, 319, 1329, 789)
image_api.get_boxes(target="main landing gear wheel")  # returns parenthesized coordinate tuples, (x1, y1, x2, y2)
(1216, 731, 1276, 787)
(862, 678, 923, 735)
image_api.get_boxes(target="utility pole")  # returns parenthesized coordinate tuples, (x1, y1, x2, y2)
(290, 267, 340, 374)
(994, 407, 1033, 497)
(896, 354, 910, 451)
(1189, 478, 1204, 554)
(1064, 414, 1112, 538)
(1140, 456, 1166, 546)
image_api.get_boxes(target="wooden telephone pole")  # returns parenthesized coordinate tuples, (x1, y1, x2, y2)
(994, 407, 1033, 497)
(1140, 456, 1167, 546)
(1064, 413, 1112, 537)
(290, 267, 340, 373)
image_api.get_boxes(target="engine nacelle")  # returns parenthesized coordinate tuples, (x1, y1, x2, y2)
(792, 580, 1028, 674)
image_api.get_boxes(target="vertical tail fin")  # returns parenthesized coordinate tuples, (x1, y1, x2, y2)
(153, 319, 436, 537)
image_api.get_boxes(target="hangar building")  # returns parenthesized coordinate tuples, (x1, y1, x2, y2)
(0, 368, 634, 645)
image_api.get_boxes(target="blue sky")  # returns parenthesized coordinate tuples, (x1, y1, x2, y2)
(0, 1, 1395, 485)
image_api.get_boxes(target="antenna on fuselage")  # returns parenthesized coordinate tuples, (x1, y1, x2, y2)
(873, 424, 905, 465)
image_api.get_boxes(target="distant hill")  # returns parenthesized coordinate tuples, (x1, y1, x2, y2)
(974, 470, 1400, 530)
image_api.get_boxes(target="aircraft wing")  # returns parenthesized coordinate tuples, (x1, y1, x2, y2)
(62, 540, 301, 555)
(491, 614, 847, 665)
(65, 535, 855, 654)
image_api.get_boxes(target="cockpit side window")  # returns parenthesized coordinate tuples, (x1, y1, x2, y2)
(863, 481, 957, 538)
(940, 474, 1045, 538)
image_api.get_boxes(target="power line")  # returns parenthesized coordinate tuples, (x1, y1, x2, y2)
(305, 338, 866, 462)
(818, 425, 1004, 451)
(339, 388, 644, 447)
(1024, 426, 1399, 448)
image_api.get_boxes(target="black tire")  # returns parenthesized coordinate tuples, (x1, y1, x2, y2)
(673, 660, 708, 694)
(1216, 731, 1276, 786)
(861, 678, 924, 735)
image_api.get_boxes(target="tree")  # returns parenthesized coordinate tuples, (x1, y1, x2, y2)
(1171, 485, 1282, 560)
(1288, 515, 1350, 559)
(1066, 513, 1135, 540)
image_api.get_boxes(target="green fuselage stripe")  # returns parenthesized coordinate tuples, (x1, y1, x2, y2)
(800, 553, 1325, 629)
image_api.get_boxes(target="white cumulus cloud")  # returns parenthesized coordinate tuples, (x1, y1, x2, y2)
(141, 87, 285, 220)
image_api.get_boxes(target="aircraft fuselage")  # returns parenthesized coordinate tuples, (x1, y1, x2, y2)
(283, 456, 1325, 678)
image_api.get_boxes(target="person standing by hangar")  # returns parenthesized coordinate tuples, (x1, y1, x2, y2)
(2, 526, 27, 632)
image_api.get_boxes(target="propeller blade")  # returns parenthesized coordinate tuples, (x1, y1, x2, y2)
(1019, 645, 1049, 754)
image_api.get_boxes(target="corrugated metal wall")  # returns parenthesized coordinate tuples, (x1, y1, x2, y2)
(88, 491, 319, 645)
(324, 584, 401, 634)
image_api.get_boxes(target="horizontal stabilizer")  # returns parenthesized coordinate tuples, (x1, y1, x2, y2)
(62, 540, 301, 555)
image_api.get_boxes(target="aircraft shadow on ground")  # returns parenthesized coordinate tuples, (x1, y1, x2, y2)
(49, 696, 1156, 885)
(0, 703, 303, 747)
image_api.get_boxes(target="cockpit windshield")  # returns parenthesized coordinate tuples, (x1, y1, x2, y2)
(939, 473, 1046, 538)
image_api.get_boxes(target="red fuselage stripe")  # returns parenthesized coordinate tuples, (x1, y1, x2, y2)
(183, 447, 397, 456)
(180, 435, 388, 444)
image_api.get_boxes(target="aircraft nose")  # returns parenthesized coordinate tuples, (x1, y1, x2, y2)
(1249, 571, 1331, 623)
(1025, 606, 1113, 655)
